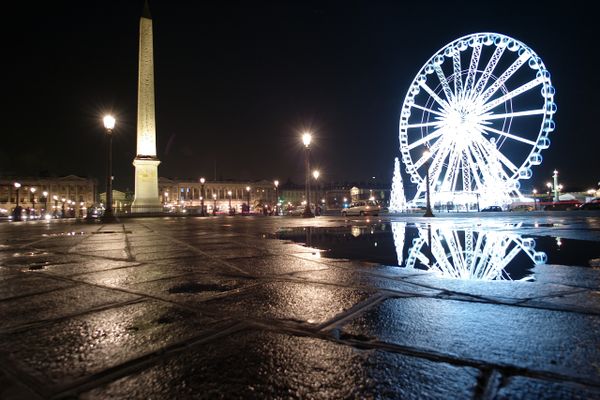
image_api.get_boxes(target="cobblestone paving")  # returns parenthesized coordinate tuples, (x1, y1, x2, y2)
(1, 213, 599, 399)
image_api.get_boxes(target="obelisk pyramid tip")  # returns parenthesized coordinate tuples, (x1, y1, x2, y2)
(142, 0, 152, 19)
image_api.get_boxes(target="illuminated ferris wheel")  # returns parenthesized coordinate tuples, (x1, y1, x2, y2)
(399, 33, 556, 207)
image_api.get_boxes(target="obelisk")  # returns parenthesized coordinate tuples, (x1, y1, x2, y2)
(132, 0, 161, 213)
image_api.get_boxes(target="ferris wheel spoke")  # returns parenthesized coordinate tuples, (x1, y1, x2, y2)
(481, 109, 545, 121)
(406, 121, 443, 130)
(407, 127, 445, 150)
(449, 229, 467, 269)
(434, 65, 456, 103)
(412, 134, 447, 169)
(414, 137, 450, 196)
(479, 52, 531, 103)
(464, 43, 482, 97)
(441, 145, 461, 192)
(452, 51, 463, 97)
(482, 77, 544, 113)
(469, 138, 514, 185)
(411, 103, 446, 117)
(463, 146, 485, 190)
(481, 125, 536, 146)
(472, 46, 506, 99)
(419, 82, 451, 111)
(429, 235, 454, 273)
(428, 141, 452, 190)
(474, 135, 518, 176)
(461, 151, 472, 192)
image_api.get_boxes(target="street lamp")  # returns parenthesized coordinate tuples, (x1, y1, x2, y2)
(61, 197, 66, 218)
(42, 191, 48, 214)
(227, 190, 232, 214)
(200, 177, 206, 216)
(212, 193, 217, 215)
(552, 170, 559, 202)
(163, 191, 169, 206)
(30, 187, 36, 215)
(14, 182, 21, 205)
(246, 186, 251, 214)
(52, 195, 58, 217)
(313, 170, 320, 215)
(532, 188, 538, 210)
(274, 180, 279, 216)
(103, 115, 116, 220)
(13, 182, 22, 221)
(423, 150, 435, 217)
(302, 132, 314, 217)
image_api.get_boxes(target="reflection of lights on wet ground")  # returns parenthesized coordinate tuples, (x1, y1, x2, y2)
(397, 222, 546, 281)
(351, 226, 361, 237)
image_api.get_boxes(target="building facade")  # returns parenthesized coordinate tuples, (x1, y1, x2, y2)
(159, 178, 279, 214)
(0, 175, 97, 217)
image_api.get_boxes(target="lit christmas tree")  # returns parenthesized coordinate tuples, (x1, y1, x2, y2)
(389, 157, 406, 212)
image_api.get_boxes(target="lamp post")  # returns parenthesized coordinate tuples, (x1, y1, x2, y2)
(61, 197, 66, 218)
(245, 186, 251, 214)
(30, 187, 36, 216)
(302, 132, 314, 218)
(103, 115, 116, 220)
(200, 177, 206, 216)
(52, 195, 58, 217)
(423, 150, 435, 217)
(552, 170, 559, 202)
(274, 180, 279, 216)
(532, 189, 538, 210)
(313, 170, 320, 216)
(212, 193, 217, 215)
(14, 182, 21, 206)
(163, 191, 169, 207)
(228, 190, 232, 214)
(13, 182, 22, 221)
(42, 191, 48, 215)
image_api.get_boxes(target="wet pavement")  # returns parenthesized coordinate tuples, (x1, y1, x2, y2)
(0, 213, 599, 399)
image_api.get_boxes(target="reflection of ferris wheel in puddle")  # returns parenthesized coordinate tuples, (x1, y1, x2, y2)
(393, 222, 547, 281)
(399, 33, 556, 206)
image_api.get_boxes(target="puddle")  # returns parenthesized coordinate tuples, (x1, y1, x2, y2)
(274, 222, 599, 281)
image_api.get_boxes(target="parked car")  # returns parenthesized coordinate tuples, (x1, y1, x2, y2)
(287, 205, 314, 216)
(481, 206, 503, 212)
(578, 199, 600, 210)
(510, 204, 534, 212)
(341, 200, 381, 217)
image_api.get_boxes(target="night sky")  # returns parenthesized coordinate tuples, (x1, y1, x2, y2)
(3, 1, 598, 193)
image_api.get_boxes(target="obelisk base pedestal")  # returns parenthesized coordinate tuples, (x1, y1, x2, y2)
(131, 157, 162, 214)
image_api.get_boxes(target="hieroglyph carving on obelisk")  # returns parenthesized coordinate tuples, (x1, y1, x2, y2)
(132, 1, 162, 213)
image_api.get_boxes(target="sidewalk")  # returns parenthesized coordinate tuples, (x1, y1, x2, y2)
(1, 215, 599, 399)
